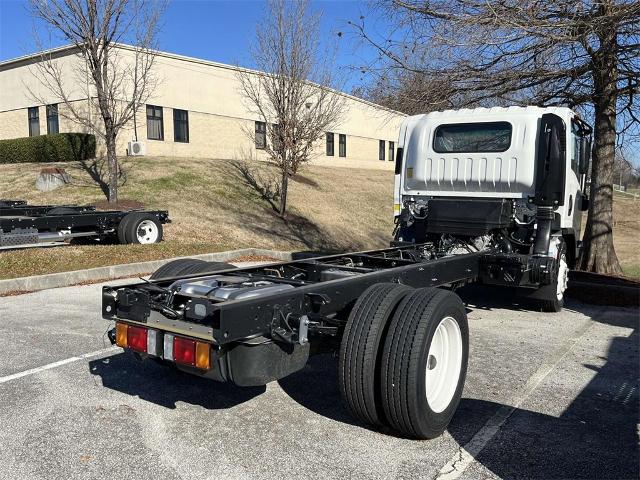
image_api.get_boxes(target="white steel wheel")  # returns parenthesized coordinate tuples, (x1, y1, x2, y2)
(425, 316, 463, 413)
(556, 253, 569, 301)
(136, 219, 159, 244)
(381, 288, 469, 439)
(535, 238, 567, 312)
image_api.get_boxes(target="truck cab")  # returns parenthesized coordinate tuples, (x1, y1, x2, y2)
(393, 106, 592, 310)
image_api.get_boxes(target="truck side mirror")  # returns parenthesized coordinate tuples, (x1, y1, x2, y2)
(579, 136, 591, 174)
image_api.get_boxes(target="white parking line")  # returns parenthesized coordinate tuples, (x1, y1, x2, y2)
(0, 346, 118, 384)
(435, 317, 596, 480)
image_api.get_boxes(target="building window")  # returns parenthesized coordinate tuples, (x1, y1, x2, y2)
(46, 104, 59, 135)
(326, 132, 334, 156)
(173, 109, 189, 143)
(28, 107, 40, 136)
(339, 134, 346, 157)
(379, 140, 386, 161)
(255, 121, 266, 149)
(388, 141, 394, 162)
(146, 105, 164, 140)
(271, 123, 284, 151)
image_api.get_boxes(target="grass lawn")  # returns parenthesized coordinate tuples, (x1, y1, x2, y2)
(0, 156, 394, 279)
(0, 156, 638, 280)
(611, 192, 640, 279)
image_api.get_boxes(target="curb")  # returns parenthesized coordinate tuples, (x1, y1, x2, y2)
(567, 271, 639, 308)
(0, 248, 292, 295)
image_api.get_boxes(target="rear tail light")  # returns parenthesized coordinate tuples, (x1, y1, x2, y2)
(115, 323, 128, 348)
(195, 342, 211, 369)
(115, 325, 210, 370)
(173, 336, 196, 366)
(163, 333, 174, 361)
(147, 329, 160, 356)
(167, 335, 211, 369)
(127, 325, 148, 353)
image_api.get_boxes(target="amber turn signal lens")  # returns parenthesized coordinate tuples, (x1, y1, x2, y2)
(115, 323, 128, 348)
(195, 341, 211, 370)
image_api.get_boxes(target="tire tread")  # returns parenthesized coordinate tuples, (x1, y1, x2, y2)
(339, 283, 411, 426)
(381, 288, 467, 439)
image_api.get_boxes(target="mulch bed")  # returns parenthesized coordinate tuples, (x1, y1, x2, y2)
(567, 271, 639, 307)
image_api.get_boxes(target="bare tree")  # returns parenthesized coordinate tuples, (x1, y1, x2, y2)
(356, 0, 640, 274)
(28, 0, 165, 203)
(353, 71, 457, 115)
(613, 147, 635, 188)
(237, 0, 344, 216)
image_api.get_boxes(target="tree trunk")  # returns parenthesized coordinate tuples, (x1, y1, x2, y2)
(579, 29, 622, 274)
(106, 130, 118, 204)
(279, 166, 289, 216)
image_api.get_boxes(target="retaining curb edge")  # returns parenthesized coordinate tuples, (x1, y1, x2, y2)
(0, 248, 293, 295)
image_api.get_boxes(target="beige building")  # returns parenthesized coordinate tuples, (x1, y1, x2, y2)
(0, 44, 405, 168)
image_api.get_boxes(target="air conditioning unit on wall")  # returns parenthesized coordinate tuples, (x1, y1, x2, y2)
(128, 140, 146, 156)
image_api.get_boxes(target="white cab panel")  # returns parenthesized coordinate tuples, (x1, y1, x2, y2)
(397, 106, 581, 229)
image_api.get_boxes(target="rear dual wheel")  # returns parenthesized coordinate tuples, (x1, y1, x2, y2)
(339, 284, 469, 439)
(381, 288, 468, 439)
(339, 283, 412, 426)
(117, 212, 163, 245)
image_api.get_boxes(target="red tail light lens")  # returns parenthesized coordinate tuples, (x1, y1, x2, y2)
(127, 325, 148, 353)
(173, 336, 196, 366)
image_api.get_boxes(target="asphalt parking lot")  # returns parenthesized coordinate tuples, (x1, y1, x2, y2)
(0, 278, 637, 480)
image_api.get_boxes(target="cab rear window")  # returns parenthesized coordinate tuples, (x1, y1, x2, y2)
(433, 122, 512, 153)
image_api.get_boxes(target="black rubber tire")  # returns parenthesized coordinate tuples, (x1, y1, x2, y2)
(540, 240, 567, 312)
(529, 239, 567, 313)
(380, 288, 469, 439)
(339, 283, 413, 427)
(123, 213, 164, 245)
(537, 287, 563, 313)
(150, 259, 234, 280)
(116, 213, 137, 244)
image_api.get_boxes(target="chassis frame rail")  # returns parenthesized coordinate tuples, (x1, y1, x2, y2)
(103, 245, 482, 345)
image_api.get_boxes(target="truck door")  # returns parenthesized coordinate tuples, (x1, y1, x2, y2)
(565, 120, 586, 234)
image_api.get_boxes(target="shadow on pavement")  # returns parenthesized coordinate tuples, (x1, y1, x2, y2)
(89, 351, 265, 409)
(277, 354, 363, 429)
(450, 322, 639, 479)
(456, 283, 535, 312)
(89, 290, 638, 479)
(280, 300, 639, 479)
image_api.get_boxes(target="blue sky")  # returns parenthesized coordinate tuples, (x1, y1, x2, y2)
(1, 0, 637, 164)
(0, 0, 385, 92)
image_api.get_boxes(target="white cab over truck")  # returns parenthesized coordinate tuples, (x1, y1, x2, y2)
(393, 106, 592, 311)
(101, 106, 593, 440)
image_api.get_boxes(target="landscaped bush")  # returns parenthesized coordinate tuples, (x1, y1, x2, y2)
(0, 133, 96, 164)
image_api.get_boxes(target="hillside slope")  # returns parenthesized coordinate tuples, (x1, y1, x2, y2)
(0, 157, 637, 279)
(0, 157, 395, 278)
